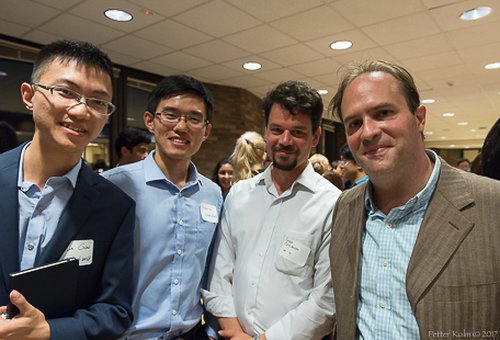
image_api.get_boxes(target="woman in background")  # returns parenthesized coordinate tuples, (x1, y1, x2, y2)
(230, 131, 266, 182)
(213, 158, 234, 197)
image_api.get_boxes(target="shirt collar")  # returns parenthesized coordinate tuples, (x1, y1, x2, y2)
(364, 149, 441, 215)
(258, 161, 317, 197)
(143, 151, 201, 188)
(17, 142, 81, 190)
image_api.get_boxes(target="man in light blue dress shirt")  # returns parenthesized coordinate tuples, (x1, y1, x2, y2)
(103, 75, 222, 340)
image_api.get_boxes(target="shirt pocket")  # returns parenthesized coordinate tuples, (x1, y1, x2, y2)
(274, 231, 314, 276)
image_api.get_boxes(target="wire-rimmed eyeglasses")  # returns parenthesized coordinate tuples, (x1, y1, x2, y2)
(31, 83, 116, 116)
(154, 110, 209, 129)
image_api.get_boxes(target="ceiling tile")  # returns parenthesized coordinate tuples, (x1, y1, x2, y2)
(130, 61, 180, 77)
(331, 0, 426, 26)
(126, 0, 209, 17)
(261, 44, 323, 66)
(69, 0, 165, 32)
(104, 50, 141, 66)
(331, 47, 397, 66)
(38, 13, 125, 45)
(0, 21, 31, 37)
(188, 64, 242, 81)
(218, 75, 271, 88)
(133, 20, 212, 49)
(289, 58, 341, 77)
(222, 25, 297, 53)
(270, 5, 354, 41)
(150, 51, 212, 71)
(384, 34, 454, 60)
(0, 0, 59, 25)
(229, 0, 324, 22)
(102, 35, 173, 60)
(174, 0, 262, 37)
(254, 67, 306, 83)
(429, 0, 499, 31)
(402, 51, 463, 72)
(362, 12, 441, 45)
(183, 40, 250, 63)
(446, 20, 500, 49)
(22, 30, 66, 46)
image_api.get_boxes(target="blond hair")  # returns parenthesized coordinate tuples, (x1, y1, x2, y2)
(230, 131, 266, 182)
(309, 153, 332, 175)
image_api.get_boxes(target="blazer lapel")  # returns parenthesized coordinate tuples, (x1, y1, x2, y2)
(0, 147, 23, 289)
(36, 164, 99, 264)
(406, 162, 475, 308)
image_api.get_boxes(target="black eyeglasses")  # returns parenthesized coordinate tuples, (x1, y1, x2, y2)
(32, 83, 116, 116)
(154, 110, 209, 129)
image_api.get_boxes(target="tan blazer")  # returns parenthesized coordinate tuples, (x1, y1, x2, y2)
(329, 161, 500, 339)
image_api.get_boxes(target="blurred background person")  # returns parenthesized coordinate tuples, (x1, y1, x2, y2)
(213, 158, 234, 197)
(455, 157, 471, 171)
(230, 130, 266, 182)
(0, 121, 18, 153)
(322, 170, 344, 191)
(339, 143, 368, 189)
(115, 127, 152, 166)
(309, 153, 332, 175)
(478, 118, 500, 180)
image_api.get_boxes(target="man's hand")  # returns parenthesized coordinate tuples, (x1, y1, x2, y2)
(218, 328, 252, 340)
(0, 290, 50, 340)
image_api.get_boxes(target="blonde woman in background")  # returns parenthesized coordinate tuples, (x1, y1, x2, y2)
(230, 131, 266, 182)
(309, 153, 332, 175)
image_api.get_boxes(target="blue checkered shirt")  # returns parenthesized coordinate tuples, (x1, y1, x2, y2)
(357, 151, 441, 339)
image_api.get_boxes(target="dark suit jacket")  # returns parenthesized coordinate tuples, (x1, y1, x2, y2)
(0, 145, 135, 340)
(330, 160, 500, 339)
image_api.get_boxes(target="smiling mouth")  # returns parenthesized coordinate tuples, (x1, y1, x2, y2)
(169, 137, 190, 145)
(61, 123, 86, 134)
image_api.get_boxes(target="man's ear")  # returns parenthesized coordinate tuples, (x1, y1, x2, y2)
(415, 105, 426, 134)
(312, 126, 322, 147)
(144, 111, 155, 134)
(203, 123, 212, 140)
(20, 82, 34, 111)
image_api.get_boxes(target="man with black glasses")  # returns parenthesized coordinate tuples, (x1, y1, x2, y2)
(0, 40, 135, 339)
(103, 75, 222, 340)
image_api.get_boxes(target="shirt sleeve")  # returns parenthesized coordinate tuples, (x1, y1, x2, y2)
(265, 211, 335, 340)
(201, 201, 238, 318)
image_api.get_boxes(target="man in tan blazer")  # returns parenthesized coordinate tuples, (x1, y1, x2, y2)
(328, 60, 500, 339)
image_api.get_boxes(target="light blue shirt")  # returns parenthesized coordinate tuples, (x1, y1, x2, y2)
(17, 143, 80, 270)
(102, 152, 223, 340)
(357, 150, 441, 339)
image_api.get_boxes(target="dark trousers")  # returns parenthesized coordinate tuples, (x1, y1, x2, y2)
(173, 322, 208, 340)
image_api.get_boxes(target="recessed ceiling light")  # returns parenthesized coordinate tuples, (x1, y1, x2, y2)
(484, 62, 500, 70)
(329, 40, 353, 50)
(442, 112, 455, 117)
(470, 128, 476, 132)
(317, 89, 328, 95)
(421, 98, 435, 104)
(104, 9, 133, 22)
(449, 144, 456, 148)
(0, 71, 7, 77)
(440, 136, 447, 139)
(242, 61, 262, 71)
(425, 131, 433, 135)
(459, 7, 492, 21)
(457, 122, 468, 126)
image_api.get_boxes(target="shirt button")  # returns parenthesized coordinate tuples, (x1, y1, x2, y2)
(251, 281, 256, 287)
(176, 249, 182, 256)
(179, 220, 184, 226)
(172, 309, 177, 316)
(173, 279, 179, 285)
(27, 243, 35, 251)
(379, 300, 387, 309)
(383, 260, 389, 267)
(386, 223, 393, 228)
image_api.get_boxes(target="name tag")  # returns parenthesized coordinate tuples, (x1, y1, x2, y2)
(200, 203, 218, 223)
(60, 239, 94, 266)
(279, 237, 310, 266)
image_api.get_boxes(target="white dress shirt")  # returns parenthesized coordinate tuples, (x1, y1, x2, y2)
(202, 163, 341, 340)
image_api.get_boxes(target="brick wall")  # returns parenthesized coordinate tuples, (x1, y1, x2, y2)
(192, 82, 265, 178)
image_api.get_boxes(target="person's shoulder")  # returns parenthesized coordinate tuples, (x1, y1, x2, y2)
(83, 165, 135, 206)
(197, 172, 223, 198)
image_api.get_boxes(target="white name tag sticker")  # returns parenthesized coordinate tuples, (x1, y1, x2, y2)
(200, 203, 219, 223)
(60, 239, 94, 266)
(279, 237, 310, 266)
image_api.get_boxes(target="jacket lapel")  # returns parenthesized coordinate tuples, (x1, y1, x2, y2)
(0, 146, 24, 289)
(406, 162, 475, 308)
(36, 163, 99, 264)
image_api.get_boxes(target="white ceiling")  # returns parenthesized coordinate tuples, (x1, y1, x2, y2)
(1, 0, 499, 148)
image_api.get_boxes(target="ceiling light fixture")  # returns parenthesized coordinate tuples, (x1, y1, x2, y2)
(484, 62, 500, 70)
(0, 71, 7, 77)
(329, 40, 353, 50)
(104, 9, 133, 22)
(317, 89, 328, 95)
(442, 112, 455, 117)
(457, 122, 468, 126)
(242, 62, 262, 71)
(459, 7, 492, 21)
(421, 98, 435, 104)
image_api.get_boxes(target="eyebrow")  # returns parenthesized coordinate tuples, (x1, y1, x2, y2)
(52, 78, 111, 98)
(159, 106, 205, 116)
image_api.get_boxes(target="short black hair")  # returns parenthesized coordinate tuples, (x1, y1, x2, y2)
(31, 40, 113, 82)
(115, 127, 152, 157)
(0, 121, 18, 153)
(456, 157, 470, 166)
(262, 80, 323, 131)
(147, 75, 214, 122)
(339, 143, 355, 162)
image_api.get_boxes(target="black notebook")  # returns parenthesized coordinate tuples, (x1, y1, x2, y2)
(7, 258, 79, 319)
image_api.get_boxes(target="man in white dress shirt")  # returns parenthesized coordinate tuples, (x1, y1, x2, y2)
(202, 80, 341, 340)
